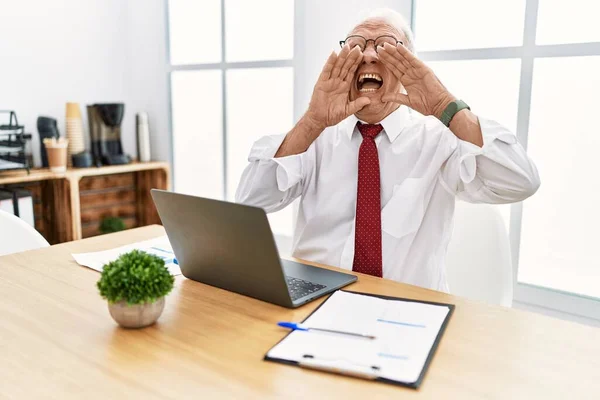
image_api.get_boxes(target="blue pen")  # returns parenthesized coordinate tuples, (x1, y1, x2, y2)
(278, 321, 376, 340)
(150, 246, 178, 265)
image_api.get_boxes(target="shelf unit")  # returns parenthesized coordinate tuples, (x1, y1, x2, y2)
(0, 162, 170, 243)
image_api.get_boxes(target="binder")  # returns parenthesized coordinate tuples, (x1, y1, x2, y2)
(265, 290, 454, 389)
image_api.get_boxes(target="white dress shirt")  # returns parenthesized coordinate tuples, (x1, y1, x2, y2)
(235, 107, 540, 292)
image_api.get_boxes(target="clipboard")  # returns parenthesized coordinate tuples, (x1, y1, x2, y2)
(264, 290, 455, 389)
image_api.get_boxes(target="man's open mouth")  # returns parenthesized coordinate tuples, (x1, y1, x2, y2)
(357, 73, 383, 93)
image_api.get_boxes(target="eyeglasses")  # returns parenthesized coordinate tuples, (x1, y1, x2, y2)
(339, 35, 404, 53)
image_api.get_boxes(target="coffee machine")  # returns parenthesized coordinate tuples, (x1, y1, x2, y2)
(36, 116, 60, 168)
(87, 103, 131, 166)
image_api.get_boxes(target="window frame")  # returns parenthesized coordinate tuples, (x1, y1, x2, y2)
(165, 0, 297, 201)
(413, 0, 600, 320)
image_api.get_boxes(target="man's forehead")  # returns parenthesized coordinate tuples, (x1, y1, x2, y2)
(348, 19, 404, 40)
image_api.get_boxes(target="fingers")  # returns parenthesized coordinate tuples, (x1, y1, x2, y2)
(395, 42, 424, 68)
(318, 51, 338, 82)
(378, 50, 406, 81)
(381, 93, 410, 107)
(330, 44, 351, 80)
(346, 97, 371, 115)
(379, 42, 411, 71)
(344, 55, 361, 83)
(381, 42, 424, 70)
(339, 46, 362, 81)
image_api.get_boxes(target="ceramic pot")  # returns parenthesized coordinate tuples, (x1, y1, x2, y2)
(108, 297, 165, 328)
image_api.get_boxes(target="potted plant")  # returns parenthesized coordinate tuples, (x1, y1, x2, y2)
(97, 250, 175, 328)
(99, 216, 126, 234)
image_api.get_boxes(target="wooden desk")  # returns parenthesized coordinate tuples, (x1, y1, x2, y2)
(1, 226, 599, 399)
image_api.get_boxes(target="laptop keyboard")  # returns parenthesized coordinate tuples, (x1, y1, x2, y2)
(286, 276, 327, 301)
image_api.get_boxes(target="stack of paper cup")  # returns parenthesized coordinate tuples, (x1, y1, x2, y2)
(65, 102, 85, 166)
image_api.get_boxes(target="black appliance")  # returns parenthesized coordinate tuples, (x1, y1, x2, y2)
(87, 103, 131, 166)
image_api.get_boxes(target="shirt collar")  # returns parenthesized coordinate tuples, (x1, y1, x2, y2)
(345, 106, 409, 142)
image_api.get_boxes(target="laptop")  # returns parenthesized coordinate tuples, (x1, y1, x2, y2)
(151, 190, 357, 308)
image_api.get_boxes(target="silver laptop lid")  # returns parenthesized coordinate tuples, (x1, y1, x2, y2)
(151, 190, 293, 307)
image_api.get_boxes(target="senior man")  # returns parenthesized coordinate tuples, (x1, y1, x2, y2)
(235, 9, 539, 292)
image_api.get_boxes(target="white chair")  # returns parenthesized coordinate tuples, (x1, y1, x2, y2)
(445, 201, 513, 306)
(0, 209, 50, 256)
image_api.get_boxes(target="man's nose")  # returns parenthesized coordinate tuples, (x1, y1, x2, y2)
(362, 44, 379, 64)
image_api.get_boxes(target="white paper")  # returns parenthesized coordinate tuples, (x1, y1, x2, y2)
(267, 291, 450, 384)
(72, 235, 181, 276)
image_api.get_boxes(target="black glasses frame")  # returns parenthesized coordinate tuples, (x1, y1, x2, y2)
(339, 35, 404, 52)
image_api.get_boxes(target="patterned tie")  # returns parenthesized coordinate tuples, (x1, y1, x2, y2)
(352, 122, 384, 278)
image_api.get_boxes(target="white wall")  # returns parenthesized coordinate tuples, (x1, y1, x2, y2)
(125, 0, 170, 163)
(294, 0, 413, 120)
(0, 0, 410, 170)
(0, 0, 170, 166)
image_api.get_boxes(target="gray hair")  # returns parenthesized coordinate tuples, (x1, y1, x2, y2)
(351, 8, 416, 53)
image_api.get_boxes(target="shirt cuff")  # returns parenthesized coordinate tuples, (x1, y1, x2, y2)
(248, 134, 287, 160)
(457, 117, 518, 184)
(247, 134, 304, 192)
(273, 155, 303, 191)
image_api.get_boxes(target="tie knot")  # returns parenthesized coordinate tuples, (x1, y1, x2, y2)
(357, 123, 383, 139)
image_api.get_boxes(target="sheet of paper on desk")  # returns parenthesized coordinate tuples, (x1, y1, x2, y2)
(72, 235, 181, 276)
(267, 290, 449, 384)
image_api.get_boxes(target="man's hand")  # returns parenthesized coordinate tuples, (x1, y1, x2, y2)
(305, 44, 371, 130)
(379, 42, 484, 147)
(274, 45, 370, 158)
(378, 42, 456, 118)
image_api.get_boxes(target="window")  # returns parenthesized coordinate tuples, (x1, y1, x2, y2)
(520, 56, 600, 299)
(536, 0, 600, 45)
(170, 68, 224, 200)
(415, 0, 600, 318)
(415, 0, 526, 51)
(167, 0, 295, 236)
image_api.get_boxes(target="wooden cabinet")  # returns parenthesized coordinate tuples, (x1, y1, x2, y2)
(0, 162, 170, 244)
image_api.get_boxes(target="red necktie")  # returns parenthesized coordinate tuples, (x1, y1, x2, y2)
(352, 122, 384, 278)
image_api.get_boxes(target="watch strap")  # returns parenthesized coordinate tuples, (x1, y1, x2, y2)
(439, 99, 470, 127)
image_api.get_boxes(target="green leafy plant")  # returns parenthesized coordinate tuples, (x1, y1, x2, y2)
(97, 250, 175, 305)
(99, 216, 126, 234)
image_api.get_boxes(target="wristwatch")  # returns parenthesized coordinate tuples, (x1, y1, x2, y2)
(439, 99, 470, 127)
